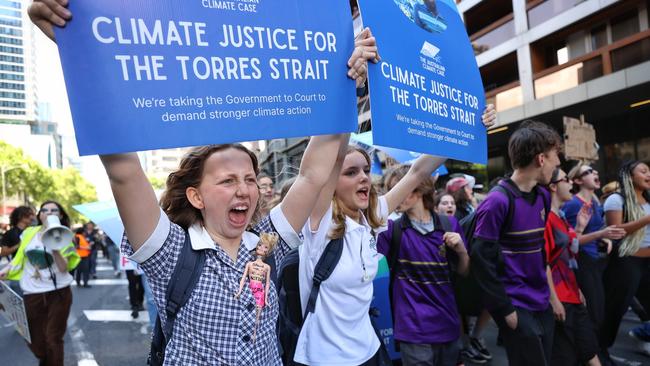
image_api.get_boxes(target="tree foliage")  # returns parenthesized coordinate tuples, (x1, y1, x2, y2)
(0, 141, 97, 224)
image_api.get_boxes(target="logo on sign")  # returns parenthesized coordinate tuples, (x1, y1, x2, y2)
(419, 41, 446, 77)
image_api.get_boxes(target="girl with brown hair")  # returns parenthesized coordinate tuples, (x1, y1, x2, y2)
(27, 2, 379, 365)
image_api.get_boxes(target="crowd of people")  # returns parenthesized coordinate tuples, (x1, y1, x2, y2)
(0, 1, 648, 366)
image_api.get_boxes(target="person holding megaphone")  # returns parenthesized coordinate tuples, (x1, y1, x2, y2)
(0, 200, 80, 366)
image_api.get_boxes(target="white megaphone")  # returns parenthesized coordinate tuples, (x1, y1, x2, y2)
(42, 215, 74, 251)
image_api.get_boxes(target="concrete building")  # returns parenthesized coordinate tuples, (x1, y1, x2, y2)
(257, 137, 308, 186)
(457, 0, 650, 182)
(141, 148, 192, 178)
(0, 0, 37, 123)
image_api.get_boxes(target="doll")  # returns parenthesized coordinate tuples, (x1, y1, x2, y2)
(235, 232, 278, 342)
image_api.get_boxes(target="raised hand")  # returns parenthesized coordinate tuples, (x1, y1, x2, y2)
(347, 28, 380, 88)
(481, 103, 497, 128)
(28, 0, 72, 41)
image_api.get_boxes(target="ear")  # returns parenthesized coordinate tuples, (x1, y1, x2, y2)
(536, 153, 545, 168)
(549, 183, 558, 193)
(186, 187, 204, 210)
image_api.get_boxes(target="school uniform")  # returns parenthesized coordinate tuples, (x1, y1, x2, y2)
(377, 213, 465, 366)
(294, 197, 388, 366)
(471, 180, 554, 366)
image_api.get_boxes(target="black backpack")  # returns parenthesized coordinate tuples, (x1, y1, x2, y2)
(149, 231, 206, 366)
(276, 237, 392, 366)
(276, 237, 344, 366)
(457, 180, 550, 315)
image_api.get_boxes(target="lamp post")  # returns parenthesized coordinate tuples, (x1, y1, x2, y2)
(1, 165, 24, 224)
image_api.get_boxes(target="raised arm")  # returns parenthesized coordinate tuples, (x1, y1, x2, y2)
(309, 134, 350, 230)
(100, 154, 160, 251)
(384, 155, 446, 214)
(383, 103, 496, 214)
(280, 28, 379, 232)
(280, 134, 349, 232)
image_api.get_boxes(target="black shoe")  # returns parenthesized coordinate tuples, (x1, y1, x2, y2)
(83, 284, 91, 288)
(92, 275, 98, 279)
(136, 304, 145, 312)
(131, 309, 139, 319)
(470, 337, 492, 360)
(461, 346, 487, 364)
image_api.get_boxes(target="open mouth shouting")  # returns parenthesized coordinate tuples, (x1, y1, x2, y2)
(228, 204, 250, 228)
(356, 186, 369, 202)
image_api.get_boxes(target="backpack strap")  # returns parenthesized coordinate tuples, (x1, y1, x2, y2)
(303, 237, 344, 320)
(150, 231, 206, 365)
(493, 183, 516, 236)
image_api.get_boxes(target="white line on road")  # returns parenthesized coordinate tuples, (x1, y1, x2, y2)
(84, 310, 149, 323)
(95, 265, 115, 271)
(67, 312, 99, 366)
(71, 279, 128, 286)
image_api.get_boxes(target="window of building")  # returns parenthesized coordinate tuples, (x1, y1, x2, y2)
(0, 8, 20, 18)
(611, 10, 640, 43)
(611, 38, 650, 72)
(0, 1, 21, 9)
(0, 18, 20, 28)
(527, 0, 581, 29)
(0, 26, 20, 37)
(0, 36, 22, 45)
(590, 24, 608, 51)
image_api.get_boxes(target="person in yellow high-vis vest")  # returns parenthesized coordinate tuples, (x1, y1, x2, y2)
(0, 200, 80, 366)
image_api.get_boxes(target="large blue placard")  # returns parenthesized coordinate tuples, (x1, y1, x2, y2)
(55, 0, 357, 155)
(358, 0, 487, 164)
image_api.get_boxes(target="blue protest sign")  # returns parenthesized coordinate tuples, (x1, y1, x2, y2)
(55, 0, 356, 155)
(358, 0, 487, 164)
(372, 258, 399, 360)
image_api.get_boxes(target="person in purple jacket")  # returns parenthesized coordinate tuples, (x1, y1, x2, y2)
(378, 165, 469, 366)
(471, 120, 562, 366)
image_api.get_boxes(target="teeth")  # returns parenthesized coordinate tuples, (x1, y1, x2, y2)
(232, 206, 248, 211)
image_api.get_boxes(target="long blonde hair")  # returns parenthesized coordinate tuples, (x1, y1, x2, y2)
(329, 147, 384, 240)
(617, 160, 650, 257)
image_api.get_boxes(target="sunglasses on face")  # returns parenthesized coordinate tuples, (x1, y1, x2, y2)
(40, 208, 60, 214)
(578, 168, 595, 178)
(551, 176, 570, 184)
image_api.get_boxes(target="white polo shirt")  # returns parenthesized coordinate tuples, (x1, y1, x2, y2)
(294, 196, 389, 366)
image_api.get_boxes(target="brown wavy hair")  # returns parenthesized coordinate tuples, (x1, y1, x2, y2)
(329, 147, 384, 240)
(160, 144, 260, 230)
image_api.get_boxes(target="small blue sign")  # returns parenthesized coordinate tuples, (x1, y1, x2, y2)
(358, 0, 487, 164)
(55, 0, 357, 155)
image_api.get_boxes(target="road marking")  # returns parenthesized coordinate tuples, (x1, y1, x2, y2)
(84, 310, 149, 323)
(611, 355, 642, 366)
(95, 265, 115, 272)
(67, 312, 99, 366)
(71, 279, 128, 286)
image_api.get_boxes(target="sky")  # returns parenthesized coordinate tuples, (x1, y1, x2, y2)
(35, 28, 113, 201)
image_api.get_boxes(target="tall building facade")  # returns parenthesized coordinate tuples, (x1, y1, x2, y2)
(0, 0, 37, 123)
(458, 0, 650, 182)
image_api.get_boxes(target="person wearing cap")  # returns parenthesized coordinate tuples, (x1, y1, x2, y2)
(446, 175, 476, 222)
